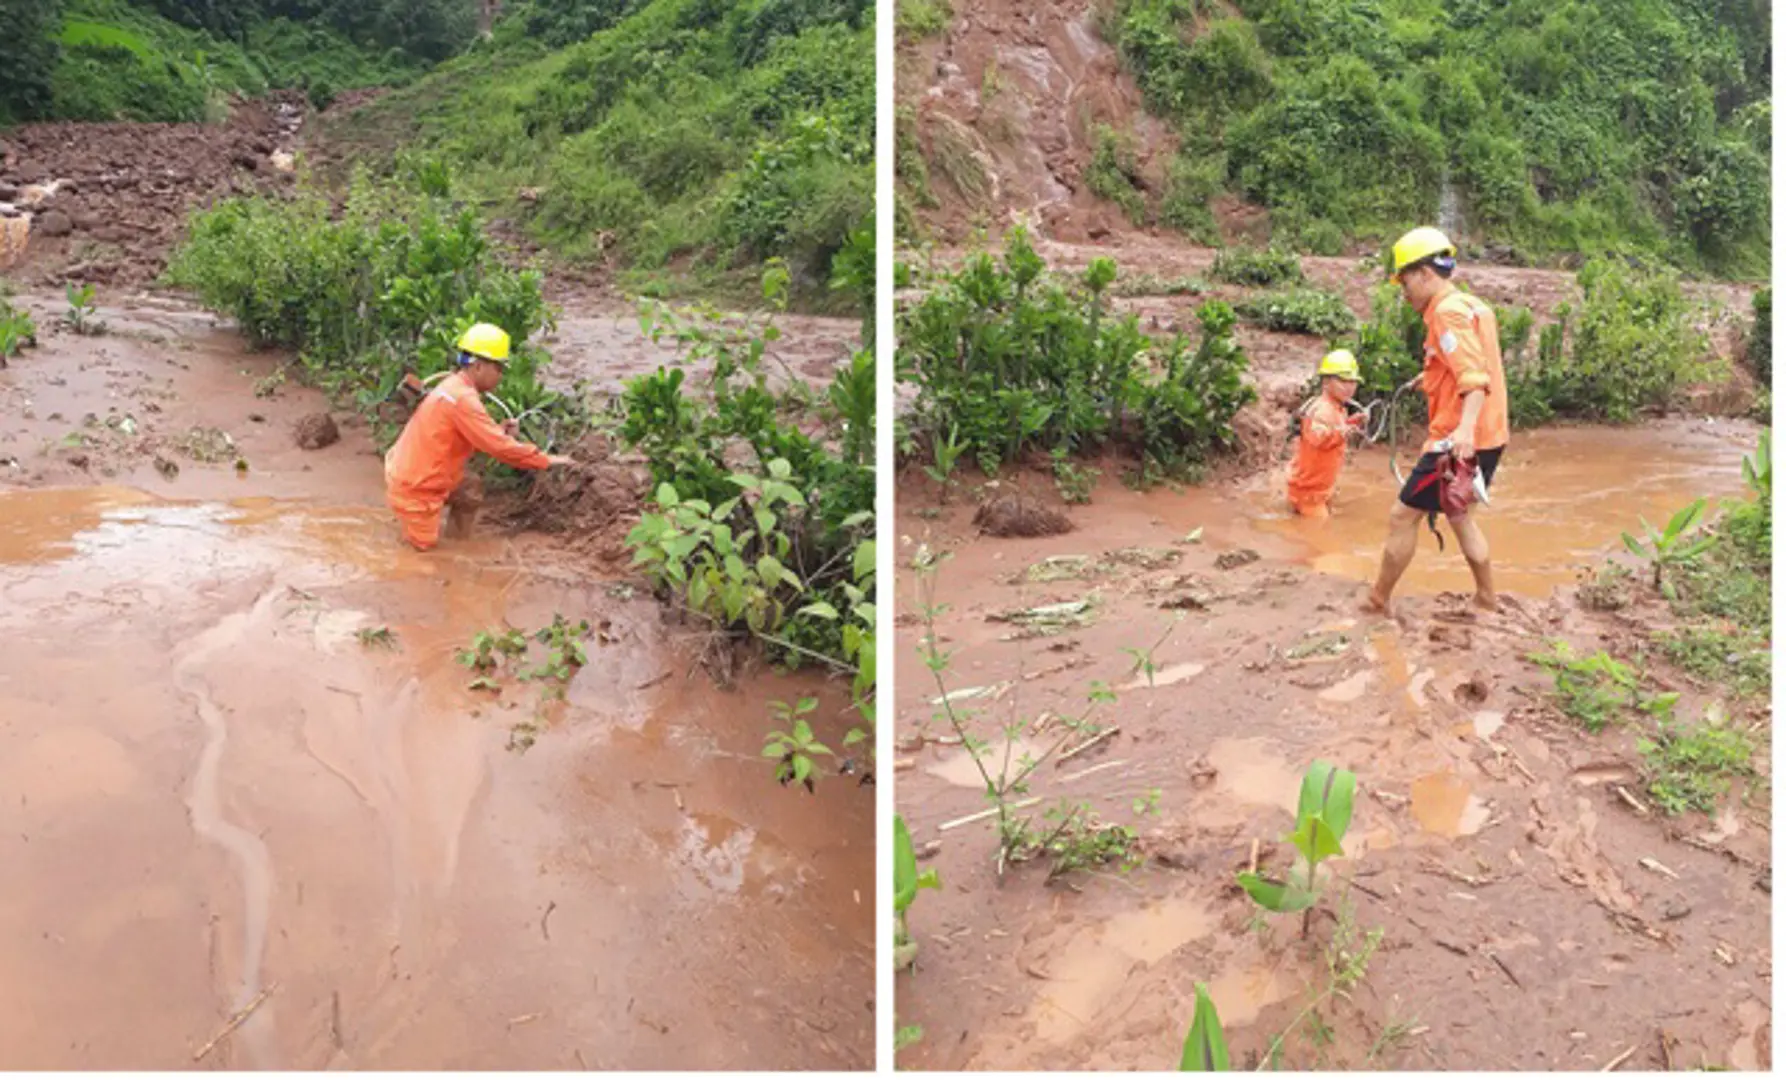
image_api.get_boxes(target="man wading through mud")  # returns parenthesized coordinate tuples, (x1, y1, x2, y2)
(1287, 349, 1369, 518)
(385, 323, 573, 551)
(1364, 227, 1509, 616)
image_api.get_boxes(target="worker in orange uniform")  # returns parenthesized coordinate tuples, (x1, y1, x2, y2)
(1286, 349, 1369, 518)
(1364, 227, 1510, 616)
(384, 323, 573, 551)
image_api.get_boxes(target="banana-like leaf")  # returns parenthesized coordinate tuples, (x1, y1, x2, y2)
(1663, 498, 1706, 541)
(1235, 872, 1316, 912)
(1286, 813, 1345, 867)
(893, 815, 941, 914)
(1179, 983, 1231, 1071)
(1295, 760, 1356, 845)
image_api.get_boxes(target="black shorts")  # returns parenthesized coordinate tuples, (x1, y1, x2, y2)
(1399, 447, 1503, 513)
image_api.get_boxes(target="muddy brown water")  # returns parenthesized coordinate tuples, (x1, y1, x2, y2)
(0, 294, 872, 1069)
(892, 418, 1768, 1071)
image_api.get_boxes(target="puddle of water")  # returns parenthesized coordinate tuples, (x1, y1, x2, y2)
(1250, 426, 1754, 596)
(1472, 711, 1507, 739)
(0, 486, 155, 564)
(1319, 670, 1373, 703)
(1121, 661, 1204, 690)
(677, 812, 759, 896)
(1205, 961, 1298, 1028)
(1410, 771, 1490, 837)
(1032, 897, 1215, 1042)
(927, 736, 1051, 789)
(1205, 738, 1301, 816)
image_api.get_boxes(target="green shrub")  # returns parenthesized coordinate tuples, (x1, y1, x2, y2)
(1161, 152, 1221, 243)
(1234, 287, 1356, 338)
(1211, 245, 1302, 287)
(897, 228, 1256, 477)
(165, 169, 575, 450)
(1087, 126, 1147, 226)
(1511, 259, 1709, 423)
(2, 0, 62, 123)
(896, 0, 950, 40)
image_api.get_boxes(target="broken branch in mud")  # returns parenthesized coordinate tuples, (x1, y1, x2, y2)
(1056, 726, 1119, 765)
(938, 799, 1042, 832)
(1599, 1044, 1637, 1071)
(193, 983, 278, 1062)
(1057, 759, 1127, 784)
(1488, 951, 1523, 989)
(1614, 785, 1652, 818)
(541, 900, 557, 941)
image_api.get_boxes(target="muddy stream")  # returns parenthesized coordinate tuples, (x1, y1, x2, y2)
(893, 417, 1768, 1071)
(0, 293, 873, 1069)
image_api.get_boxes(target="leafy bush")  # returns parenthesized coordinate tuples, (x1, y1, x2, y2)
(2, 0, 62, 123)
(1160, 151, 1221, 243)
(1102, 0, 1770, 275)
(1086, 125, 1147, 226)
(1509, 259, 1709, 423)
(897, 229, 1256, 478)
(1233, 287, 1357, 338)
(1210, 245, 1302, 287)
(165, 168, 577, 448)
(618, 273, 874, 675)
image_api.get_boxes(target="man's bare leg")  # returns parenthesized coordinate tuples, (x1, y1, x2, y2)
(1450, 510, 1496, 611)
(1363, 502, 1424, 614)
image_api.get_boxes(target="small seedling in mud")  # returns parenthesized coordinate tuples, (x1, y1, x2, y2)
(468, 676, 502, 693)
(1530, 641, 1675, 733)
(1021, 798, 1146, 881)
(254, 367, 289, 398)
(1236, 760, 1356, 937)
(763, 697, 833, 792)
(1051, 448, 1099, 505)
(1122, 616, 1183, 688)
(355, 626, 398, 650)
(894, 1024, 925, 1054)
(523, 615, 591, 693)
(0, 300, 35, 360)
(893, 814, 941, 972)
(924, 425, 966, 495)
(1178, 983, 1231, 1071)
(1260, 898, 1385, 1069)
(457, 628, 529, 674)
(61, 283, 105, 336)
(1638, 705, 1758, 815)
(1622, 498, 1717, 598)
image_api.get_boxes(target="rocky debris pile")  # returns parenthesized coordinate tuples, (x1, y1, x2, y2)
(0, 92, 307, 285)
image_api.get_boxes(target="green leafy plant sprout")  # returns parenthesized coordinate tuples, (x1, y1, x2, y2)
(1530, 641, 1674, 733)
(1122, 615, 1183, 688)
(1622, 498, 1716, 597)
(62, 283, 105, 336)
(1236, 760, 1356, 937)
(355, 626, 397, 650)
(763, 697, 833, 792)
(1179, 983, 1230, 1071)
(893, 813, 942, 972)
(925, 424, 966, 495)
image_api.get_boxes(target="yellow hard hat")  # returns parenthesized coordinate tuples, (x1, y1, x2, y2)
(1318, 349, 1360, 381)
(457, 322, 512, 363)
(1390, 226, 1455, 279)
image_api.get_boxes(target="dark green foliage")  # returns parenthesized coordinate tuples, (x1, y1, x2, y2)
(1233, 287, 1356, 338)
(897, 228, 1257, 479)
(141, 0, 477, 64)
(1106, 0, 1771, 276)
(1086, 126, 1147, 226)
(164, 169, 576, 450)
(1210, 245, 1301, 287)
(0, 0, 64, 124)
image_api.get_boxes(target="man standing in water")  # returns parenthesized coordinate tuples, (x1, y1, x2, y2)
(384, 323, 573, 551)
(1286, 349, 1369, 518)
(1364, 227, 1509, 616)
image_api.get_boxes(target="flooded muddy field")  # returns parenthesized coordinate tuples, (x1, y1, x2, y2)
(891, 419, 1769, 1071)
(0, 293, 873, 1069)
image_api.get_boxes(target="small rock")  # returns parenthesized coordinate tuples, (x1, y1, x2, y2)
(154, 455, 179, 480)
(936, 61, 962, 79)
(294, 411, 340, 450)
(37, 210, 73, 237)
(1216, 549, 1260, 571)
(248, 413, 266, 423)
(66, 453, 89, 469)
(0, 182, 15, 201)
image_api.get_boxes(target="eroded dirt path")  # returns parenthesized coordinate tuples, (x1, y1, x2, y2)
(0, 294, 873, 1069)
(892, 422, 1769, 1071)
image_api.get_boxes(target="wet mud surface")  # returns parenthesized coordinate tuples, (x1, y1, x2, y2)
(891, 421, 1769, 1071)
(0, 296, 873, 1069)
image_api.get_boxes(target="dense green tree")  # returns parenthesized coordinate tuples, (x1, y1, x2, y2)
(0, 0, 64, 123)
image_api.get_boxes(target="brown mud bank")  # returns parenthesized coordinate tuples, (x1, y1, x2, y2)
(0, 296, 873, 1069)
(892, 419, 1769, 1071)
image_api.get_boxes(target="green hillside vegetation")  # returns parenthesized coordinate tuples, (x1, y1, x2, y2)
(2, 0, 464, 125)
(321, 0, 873, 296)
(1105, 0, 1771, 277)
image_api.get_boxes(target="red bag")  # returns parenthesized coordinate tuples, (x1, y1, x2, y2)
(1439, 454, 1479, 518)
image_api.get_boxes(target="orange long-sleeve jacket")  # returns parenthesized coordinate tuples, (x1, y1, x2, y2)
(1421, 282, 1510, 454)
(384, 371, 550, 506)
(1287, 395, 1358, 511)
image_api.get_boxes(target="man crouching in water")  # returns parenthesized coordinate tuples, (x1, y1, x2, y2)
(384, 323, 573, 551)
(1286, 349, 1369, 519)
(1364, 227, 1509, 616)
